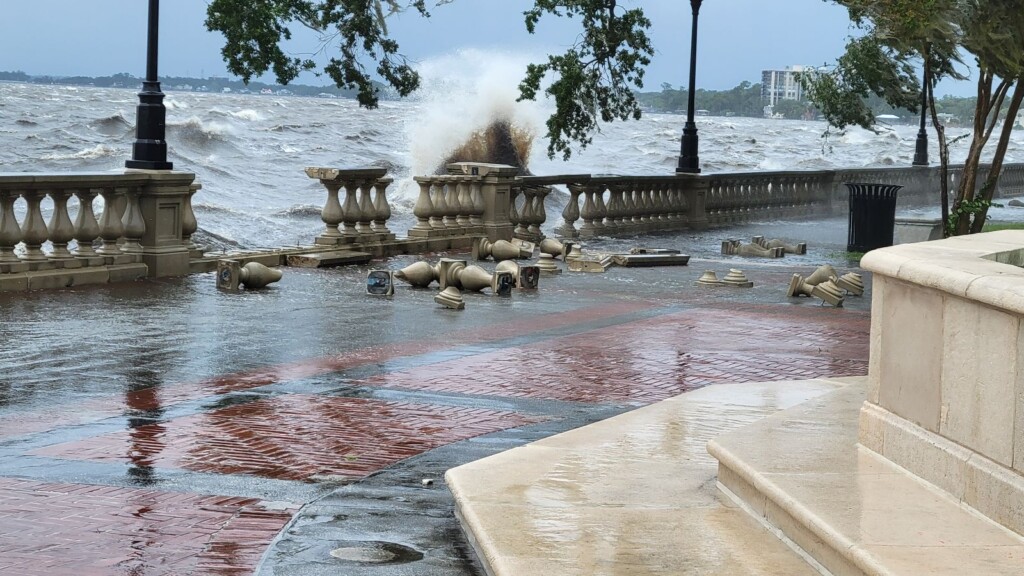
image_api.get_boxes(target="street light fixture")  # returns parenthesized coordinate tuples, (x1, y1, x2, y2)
(912, 67, 928, 166)
(676, 0, 703, 174)
(126, 0, 173, 170)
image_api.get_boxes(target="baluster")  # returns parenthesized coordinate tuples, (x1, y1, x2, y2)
(340, 179, 359, 239)
(96, 187, 124, 255)
(469, 178, 485, 233)
(517, 187, 535, 238)
(47, 188, 75, 260)
(448, 175, 464, 230)
(530, 187, 549, 238)
(121, 186, 145, 253)
(182, 183, 200, 253)
(605, 185, 623, 235)
(356, 178, 375, 235)
(0, 188, 22, 264)
(579, 186, 598, 237)
(72, 188, 100, 258)
(638, 185, 652, 229)
(372, 177, 394, 239)
(508, 186, 522, 236)
(430, 179, 447, 230)
(455, 179, 472, 229)
(411, 177, 434, 235)
(622, 187, 637, 232)
(319, 181, 344, 242)
(652, 183, 666, 229)
(593, 187, 608, 232)
(559, 184, 583, 237)
(20, 189, 50, 261)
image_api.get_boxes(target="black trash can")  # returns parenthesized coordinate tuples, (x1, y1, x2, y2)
(846, 183, 902, 252)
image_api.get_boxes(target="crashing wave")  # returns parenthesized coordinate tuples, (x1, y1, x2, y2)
(41, 144, 119, 161)
(168, 117, 234, 147)
(436, 119, 533, 175)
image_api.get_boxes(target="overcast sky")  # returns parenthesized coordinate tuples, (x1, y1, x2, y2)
(0, 0, 974, 96)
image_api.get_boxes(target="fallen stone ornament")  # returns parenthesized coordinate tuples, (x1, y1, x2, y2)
(535, 253, 562, 275)
(434, 286, 466, 309)
(696, 270, 724, 286)
(721, 269, 753, 288)
(835, 272, 865, 296)
(394, 261, 439, 288)
(565, 243, 584, 261)
(539, 238, 574, 260)
(804, 264, 838, 286)
(473, 238, 531, 261)
(811, 279, 845, 307)
(458, 264, 497, 292)
(752, 236, 808, 255)
(492, 271, 515, 296)
(721, 240, 784, 258)
(217, 259, 283, 291)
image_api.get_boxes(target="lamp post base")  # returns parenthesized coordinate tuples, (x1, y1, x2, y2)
(912, 130, 928, 166)
(676, 126, 701, 174)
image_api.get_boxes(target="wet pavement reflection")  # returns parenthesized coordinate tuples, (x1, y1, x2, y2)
(0, 223, 871, 575)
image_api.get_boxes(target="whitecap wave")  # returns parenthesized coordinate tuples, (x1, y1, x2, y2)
(41, 144, 120, 160)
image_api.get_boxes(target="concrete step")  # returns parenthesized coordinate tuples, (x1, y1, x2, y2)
(446, 378, 855, 576)
(708, 383, 1024, 576)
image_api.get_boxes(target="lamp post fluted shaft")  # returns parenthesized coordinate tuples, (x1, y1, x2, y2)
(676, 0, 702, 174)
(126, 0, 172, 170)
(912, 67, 929, 166)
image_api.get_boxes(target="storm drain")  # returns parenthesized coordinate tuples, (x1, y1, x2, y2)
(330, 541, 424, 565)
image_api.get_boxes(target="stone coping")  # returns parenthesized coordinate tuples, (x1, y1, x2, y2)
(0, 169, 195, 187)
(861, 230, 1024, 315)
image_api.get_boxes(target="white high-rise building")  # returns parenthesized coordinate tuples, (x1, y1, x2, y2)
(761, 66, 815, 106)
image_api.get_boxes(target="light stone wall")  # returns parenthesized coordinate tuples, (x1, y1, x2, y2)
(860, 230, 1024, 536)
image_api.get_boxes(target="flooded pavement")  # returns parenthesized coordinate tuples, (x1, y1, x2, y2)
(0, 223, 871, 575)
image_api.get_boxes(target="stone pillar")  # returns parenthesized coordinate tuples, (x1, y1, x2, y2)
(681, 175, 709, 230)
(130, 170, 195, 277)
(447, 163, 518, 242)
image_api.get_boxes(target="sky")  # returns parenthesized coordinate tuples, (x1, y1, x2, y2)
(0, 0, 975, 96)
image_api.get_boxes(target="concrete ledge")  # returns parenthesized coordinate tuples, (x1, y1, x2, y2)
(709, 382, 1024, 576)
(446, 379, 851, 576)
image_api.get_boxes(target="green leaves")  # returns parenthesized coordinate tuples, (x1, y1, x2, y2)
(206, 0, 655, 160)
(205, 0, 428, 109)
(518, 1, 653, 159)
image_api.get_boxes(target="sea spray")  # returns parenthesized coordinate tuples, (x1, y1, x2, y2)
(405, 50, 547, 185)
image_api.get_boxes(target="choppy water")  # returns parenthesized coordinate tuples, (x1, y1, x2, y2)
(2, 78, 1023, 249)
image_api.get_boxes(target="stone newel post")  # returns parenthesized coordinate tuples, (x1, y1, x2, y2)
(134, 170, 195, 277)
(447, 162, 519, 242)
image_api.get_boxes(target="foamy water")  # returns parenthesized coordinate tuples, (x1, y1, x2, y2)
(2, 70, 1023, 249)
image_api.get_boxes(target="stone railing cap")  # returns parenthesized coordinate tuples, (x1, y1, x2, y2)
(0, 170, 196, 189)
(304, 167, 389, 181)
(861, 230, 1024, 314)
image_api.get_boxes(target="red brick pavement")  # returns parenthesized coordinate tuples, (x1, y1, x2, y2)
(0, 477, 294, 576)
(34, 396, 545, 481)
(4, 298, 871, 575)
(0, 301, 651, 441)
(353, 304, 870, 404)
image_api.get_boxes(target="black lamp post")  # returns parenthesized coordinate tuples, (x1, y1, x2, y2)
(126, 0, 172, 170)
(912, 67, 928, 166)
(676, 0, 702, 174)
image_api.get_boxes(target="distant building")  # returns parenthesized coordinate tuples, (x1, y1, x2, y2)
(761, 66, 816, 106)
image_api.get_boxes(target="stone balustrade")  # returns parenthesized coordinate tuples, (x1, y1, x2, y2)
(409, 174, 485, 239)
(0, 171, 199, 289)
(305, 167, 396, 245)
(539, 162, 1024, 237)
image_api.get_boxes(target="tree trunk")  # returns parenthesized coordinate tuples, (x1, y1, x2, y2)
(970, 81, 1024, 233)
